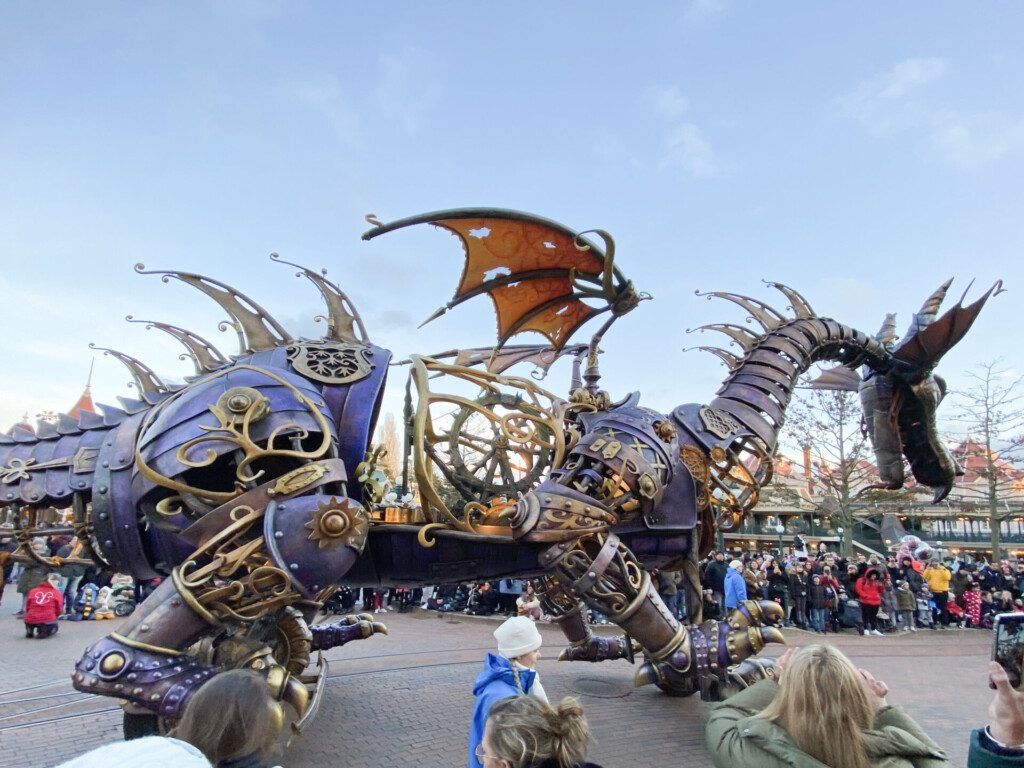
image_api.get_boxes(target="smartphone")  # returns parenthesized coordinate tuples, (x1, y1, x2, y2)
(992, 613, 1024, 688)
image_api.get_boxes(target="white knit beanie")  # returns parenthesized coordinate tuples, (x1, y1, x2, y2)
(729, 560, 744, 571)
(494, 616, 542, 658)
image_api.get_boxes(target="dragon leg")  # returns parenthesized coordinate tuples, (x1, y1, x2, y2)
(533, 575, 636, 663)
(541, 532, 784, 697)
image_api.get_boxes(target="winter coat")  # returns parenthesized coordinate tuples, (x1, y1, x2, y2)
(857, 572, 885, 607)
(923, 565, 951, 596)
(17, 563, 50, 595)
(963, 590, 983, 625)
(896, 588, 917, 611)
(705, 679, 948, 768)
(469, 653, 538, 768)
(527, 761, 603, 768)
(704, 560, 729, 593)
(953, 570, 973, 600)
(725, 568, 748, 610)
(24, 581, 63, 625)
(968, 727, 1024, 768)
(56, 736, 213, 768)
(809, 583, 835, 610)
(788, 572, 808, 598)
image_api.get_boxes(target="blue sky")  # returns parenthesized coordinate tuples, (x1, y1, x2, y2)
(1, 1, 1021, 437)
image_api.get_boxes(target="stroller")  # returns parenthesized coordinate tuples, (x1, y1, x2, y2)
(109, 583, 137, 617)
(838, 596, 865, 634)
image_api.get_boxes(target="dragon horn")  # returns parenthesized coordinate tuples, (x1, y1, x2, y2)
(874, 312, 898, 346)
(902, 278, 953, 338)
(125, 316, 228, 374)
(269, 253, 370, 344)
(134, 264, 293, 354)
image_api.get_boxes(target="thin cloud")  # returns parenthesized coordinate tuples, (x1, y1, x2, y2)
(838, 57, 947, 137)
(658, 123, 726, 178)
(283, 76, 359, 144)
(376, 47, 441, 134)
(839, 57, 1024, 169)
(642, 84, 689, 119)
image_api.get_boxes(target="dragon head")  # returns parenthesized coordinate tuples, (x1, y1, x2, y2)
(861, 279, 1002, 502)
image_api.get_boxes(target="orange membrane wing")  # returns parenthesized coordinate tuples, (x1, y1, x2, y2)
(434, 218, 605, 347)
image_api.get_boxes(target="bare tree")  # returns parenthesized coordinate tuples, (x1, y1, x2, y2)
(377, 412, 402, 481)
(946, 360, 1024, 562)
(777, 389, 918, 556)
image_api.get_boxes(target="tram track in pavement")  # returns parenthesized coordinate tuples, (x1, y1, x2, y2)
(0, 645, 499, 732)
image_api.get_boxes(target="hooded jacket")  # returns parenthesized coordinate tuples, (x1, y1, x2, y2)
(468, 652, 538, 768)
(725, 567, 748, 610)
(24, 580, 63, 625)
(857, 569, 886, 607)
(705, 679, 948, 768)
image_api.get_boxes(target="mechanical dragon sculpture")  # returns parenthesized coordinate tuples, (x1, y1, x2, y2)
(0, 208, 1000, 736)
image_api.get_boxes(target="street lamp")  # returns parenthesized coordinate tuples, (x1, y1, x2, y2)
(775, 522, 785, 555)
(837, 526, 845, 557)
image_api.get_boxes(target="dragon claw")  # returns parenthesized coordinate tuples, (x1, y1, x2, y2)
(633, 599, 786, 698)
(311, 614, 389, 651)
(557, 635, 637, 663)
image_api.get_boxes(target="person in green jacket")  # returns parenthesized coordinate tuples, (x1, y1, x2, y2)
(705, 644, 947, 768)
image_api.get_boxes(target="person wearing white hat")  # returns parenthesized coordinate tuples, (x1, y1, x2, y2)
(725, 559, 748, 611)
(468, 616, 549, 768)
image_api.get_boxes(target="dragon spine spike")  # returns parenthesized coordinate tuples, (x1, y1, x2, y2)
(134, 264, 294, 353)
(35, 420, 59, 439)
(125, 316, 228, 375)
(698, 346, 742, 369)
(56, 413, 80, 434)
(762, 281, 816, 318)
(269, 253, 370, 344)
(88, 343, 170, 400)
(694, 290, 787, 332)
(688, 323, 761, 351)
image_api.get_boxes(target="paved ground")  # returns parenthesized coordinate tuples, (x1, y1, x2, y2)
(0, 592, 992, 767)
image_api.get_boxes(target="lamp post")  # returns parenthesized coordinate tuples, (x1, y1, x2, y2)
(837, 526, 845, 558)
(775, 523, 785, 556)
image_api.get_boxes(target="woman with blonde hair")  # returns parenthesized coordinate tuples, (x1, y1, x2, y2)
(478, 695, 602, 768)
(174, 669, 284, 768)
(706, 644, 948, 768)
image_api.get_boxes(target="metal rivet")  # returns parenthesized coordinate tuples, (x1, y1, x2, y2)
(117, 456, 126, 463)
(102, 460, 109, 468)
(98, 486, 108, 494)
(104, 540, 113, 548)
(127, 673, 137, 682)
(289, 563, 299, 571)
(274, 531, 284, 539)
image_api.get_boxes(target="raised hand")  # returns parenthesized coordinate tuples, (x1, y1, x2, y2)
(989, 660, 1024, 746)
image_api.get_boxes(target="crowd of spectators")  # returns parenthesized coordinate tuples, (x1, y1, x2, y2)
(698, 538, 1023, 636)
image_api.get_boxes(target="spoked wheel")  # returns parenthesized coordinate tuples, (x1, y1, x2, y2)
(442, 392, 554, 502)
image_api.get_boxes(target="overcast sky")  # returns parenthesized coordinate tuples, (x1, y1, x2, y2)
(1, 2, 1021, 441)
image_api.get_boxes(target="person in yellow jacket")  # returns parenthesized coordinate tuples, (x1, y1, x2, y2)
(924, 562, 952, 627)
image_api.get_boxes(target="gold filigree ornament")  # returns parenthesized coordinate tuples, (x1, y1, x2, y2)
(408, 355, 568, 545)
(136, 365, 333, 505)
(305, 497, 369, 550)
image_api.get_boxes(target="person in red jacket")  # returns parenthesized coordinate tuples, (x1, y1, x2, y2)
(856, 567, 885, 636)
(24, 573, 64, 638)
